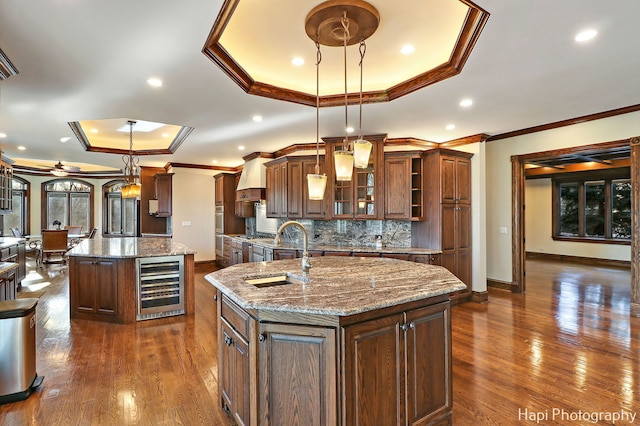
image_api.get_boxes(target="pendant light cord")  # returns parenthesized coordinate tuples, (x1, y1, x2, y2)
(342, 11, 350, 151)
(315, 38, 321, 174)
(358, 40, 366, 140)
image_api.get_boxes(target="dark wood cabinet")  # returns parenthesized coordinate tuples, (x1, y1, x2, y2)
(235, 188, 264, 218)
(258, 322, 337, 425)
(385, 152, 423, 220)
(0, 159, 13, 213)
(69, 257, 120, 319)
(0, 264, 18, 302)
(265, 159, 288, 218)
(273, 248, 296, 260)
(412, 148, 473, 298)
(153, 173, 173, 217)
(324, 136, 385, 219)
(215, 173, 245, 265)
(343, 301, 451, 426)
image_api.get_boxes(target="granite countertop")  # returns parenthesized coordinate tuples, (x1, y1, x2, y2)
(0, 237, 25, 248)
(205, 257, 466, 316)
(66, 237, 196, 258)
(0, 261, 18, 275)
(231, 235, 441, 255)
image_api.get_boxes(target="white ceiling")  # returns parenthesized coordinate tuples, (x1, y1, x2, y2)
(1, 0, 640, 173)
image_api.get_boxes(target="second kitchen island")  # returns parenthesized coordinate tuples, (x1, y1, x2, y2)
(206, 256, 466, 426)
(67, 237, 195, 324)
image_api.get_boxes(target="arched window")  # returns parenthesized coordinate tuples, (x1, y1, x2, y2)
(103, 180, 137, 236)
(42, 179, 94, 232)
(2, 176, 29, 236)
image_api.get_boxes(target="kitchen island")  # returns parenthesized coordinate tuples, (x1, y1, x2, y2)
(66, 237, 195, 323)
(205, 256, 466, 426)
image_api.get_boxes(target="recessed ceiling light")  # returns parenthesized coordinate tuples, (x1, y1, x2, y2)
(90, 128, 99, 133)
(161, 133, 169, 138)
(292, 57, 304, 66)
(253, 115, 263, 122)
(459, 99, 473, 107)
(346, 126, 354, 133)
(147, 78, 163, 87)
(575, 29, 597, 42)
(60, 137, 71, 143)
(400, 45, 415, 55)
(238, 145, 245, 151)
(0, 133, 6, 138)
(446, 124, 455, 130)
(212, 160, 218, 164)
(17, 146, 26, 151)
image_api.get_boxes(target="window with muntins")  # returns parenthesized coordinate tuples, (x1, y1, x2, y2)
(553, 170, 631, 244)
(43, 179, 93, 233)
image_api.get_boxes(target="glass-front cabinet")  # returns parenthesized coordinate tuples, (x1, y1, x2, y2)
(324, 135, 385, 220)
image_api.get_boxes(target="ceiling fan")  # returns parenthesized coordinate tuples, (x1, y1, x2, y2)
(48, 161, 81, 176)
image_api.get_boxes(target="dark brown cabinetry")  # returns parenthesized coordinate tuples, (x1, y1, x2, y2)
(235, 188, 265, 218)
(258, 322, 337, 425)
(219, 295, 252, 426)
(412, 148, 473, 298)
(216, 285, 452, 426)
(152, 173, 173, 217)
(0, 159, 13, 214)
(69, 257, 121, 321)
(324, 136, 385, 219)
(265, 156, 326, 220)
(343, 301, 451, 425)
(0, 264, 18, 302)
(384, 152, 423, 220)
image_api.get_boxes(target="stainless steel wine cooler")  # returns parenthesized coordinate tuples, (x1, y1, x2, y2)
(136, 255, 185, 321)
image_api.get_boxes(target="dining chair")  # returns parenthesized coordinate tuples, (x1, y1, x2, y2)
(88, 227, 98, 239)
(10, 227, 41, 252)
(64, 225, 83, 235)
(39, 229, 69, 267)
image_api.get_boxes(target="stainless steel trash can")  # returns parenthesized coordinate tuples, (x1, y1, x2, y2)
(0, 298, 44, 404)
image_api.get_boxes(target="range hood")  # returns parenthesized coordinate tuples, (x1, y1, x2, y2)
(236, 157, 270, 191)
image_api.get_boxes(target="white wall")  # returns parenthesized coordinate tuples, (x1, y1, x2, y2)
(525, 178, 630, 261)
(169, 167, 216, 262)
(486, 110, 640, 283)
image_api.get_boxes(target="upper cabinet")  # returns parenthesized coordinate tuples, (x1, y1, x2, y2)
(324, 135, 385, 220)
(0, 159, 13, 214)
(152, 173, 173, 217)
(265, 155, 326, 219)
(384, 152, 423, 221)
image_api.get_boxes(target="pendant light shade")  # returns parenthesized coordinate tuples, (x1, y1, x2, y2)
(334, 150, 354, 181)
(307, 173, 327, 200)
(121, 182, 141, 199)
(122, 120, 141, 199)
(353, 139, 372, 168)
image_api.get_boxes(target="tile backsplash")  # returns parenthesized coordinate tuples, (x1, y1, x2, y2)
(245, 217, 412, 248)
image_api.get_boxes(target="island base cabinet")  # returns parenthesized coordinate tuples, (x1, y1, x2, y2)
(220, 319, 251, 426)
(343, 301, 452, 426)
(258, 323, 337, 426)
(70, 257, 121, 321)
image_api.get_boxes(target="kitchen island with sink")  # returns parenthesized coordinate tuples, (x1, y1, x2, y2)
(205, 256, 466, 426)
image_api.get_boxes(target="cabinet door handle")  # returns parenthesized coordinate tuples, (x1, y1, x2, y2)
(213, 294, 218, 302)
(400, 324, 408, 332)
(224, 335, 233, 346)
(258, 333, 266, 342)
(408, 322, 415, 330)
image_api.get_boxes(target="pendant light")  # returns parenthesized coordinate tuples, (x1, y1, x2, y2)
(353, 40, 372, 169)
(333, 11, 355, 181)
(307, 39, 328, 200)
(121, 120, 141, 199)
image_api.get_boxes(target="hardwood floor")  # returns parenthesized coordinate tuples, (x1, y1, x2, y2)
(1, 257, 638, 425)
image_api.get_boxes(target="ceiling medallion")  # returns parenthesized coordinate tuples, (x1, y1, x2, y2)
(304, 0, 380, 47)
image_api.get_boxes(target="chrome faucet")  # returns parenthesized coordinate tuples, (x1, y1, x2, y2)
(273, 220, 312, 276)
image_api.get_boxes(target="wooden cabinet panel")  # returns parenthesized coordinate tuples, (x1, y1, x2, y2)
(456, 157, 471, 203)
(302, 159, 327, 219)
(259, 322, 337, 426)
(382, 253, 412, 261)
(0, 160, 13, 213)
(287, 160, 304, 218)
(384, 155, 412, 219)
(153, 173, 173, 217)
(219, 319, 251, 426)
(265, 160, 288, 218)
(343, 313, 404, 425)
(405, 302, 451, 425)
(70, 258, 119, 318)
(273, 249, 296, 260)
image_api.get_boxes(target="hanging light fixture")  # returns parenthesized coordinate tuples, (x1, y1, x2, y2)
(353, 40, 372, 168)
(121, 120, 141, 199)
(333, 11, 355, 181)
(305, 0, 379, 182)
(307, 39, 328, 200)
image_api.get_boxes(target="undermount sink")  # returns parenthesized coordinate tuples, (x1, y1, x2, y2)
(244, 272, 309, 288)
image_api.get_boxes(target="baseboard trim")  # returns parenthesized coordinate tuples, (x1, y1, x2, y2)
(631, 302, 640, 318)
(471, 291, 489, 303)
(487, 279, 512, 291)
(526, 251, 630, 269)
